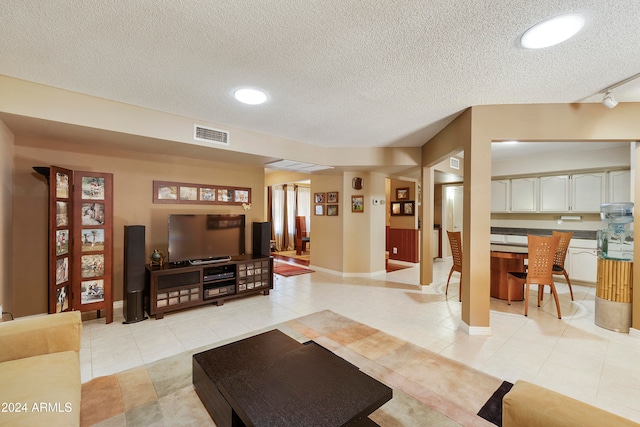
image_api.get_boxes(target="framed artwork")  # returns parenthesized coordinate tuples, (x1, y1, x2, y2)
(153, 181, 252, 205)
(403, 201, 415, 216)
(56, 230, 69, 256)
(327, 204, 339, 216)
(81, 279, 105, 304)
(314, 192, 326, 204)
(81, 177, 106, 200)
(352, 195, 364, 213)
(55, 172, 70, 198)
(179, 186, 198, 201)
(81, 254, 105, 278)
(396, 187, 410, 200)
(81, 203, 105, 225)
(200, 187, 215, 201)
(234, 189, 250, 203)
(327, 191, 339, 203)
(81, 229, 105, 252)
(56, 285, 69, 313)
(56, 202, 69, 226)
(55, 257, 69, 285)
(315, 204, 324, 215)
(391, 202, 402, 215)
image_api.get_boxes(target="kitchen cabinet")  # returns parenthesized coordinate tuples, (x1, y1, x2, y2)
(567, 246, 598, 283)
(608, 170, 631, 203)
(539, 175, 569, 212)
(510, 178, 537, 212)
(491, 180, 510, 212)
(572, 173, 605, 212)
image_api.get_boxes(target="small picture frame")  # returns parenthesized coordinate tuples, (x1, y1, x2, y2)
(327, 192, 339, 203)
(81, 176, 106, 200)
(157, 184, 178, 200)
(403, 201, 415, 216)
(55, 172, 69, 199)
(56, 285, 69, 313)
(234, 189, 250, 203)
(56, 230, 69, 256)
(327, 204, 339, 216)
(199, 187, 215, 201)
(351, 195, 364, 213)
(315, 204, 324, 216)
(179, 186, 198, 201)
(391, 202, 402, 215)
(396, 187, 410, 200)
(81, 229, 105, 252)
(314, 192, 326, 204)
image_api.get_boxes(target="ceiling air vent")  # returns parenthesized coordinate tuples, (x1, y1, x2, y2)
(449, 157, 460, 170)
(193, 125, 229, 145)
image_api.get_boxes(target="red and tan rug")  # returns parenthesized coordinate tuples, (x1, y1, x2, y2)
(274, 263, 314, 277)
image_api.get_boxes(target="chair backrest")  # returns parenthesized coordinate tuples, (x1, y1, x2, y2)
(447, 231, 463, 271)
(295, 216, 307, 239)
(551, 230, 573, 267)
(527, 234, 561, 285)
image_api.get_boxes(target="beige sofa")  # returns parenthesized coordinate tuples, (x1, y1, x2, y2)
(503, 380, 639, 427)
(0, 311, 82, 427)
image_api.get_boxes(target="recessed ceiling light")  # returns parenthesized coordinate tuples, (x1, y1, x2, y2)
(234, 88, 267, 105)
(521, 14, 585, 49)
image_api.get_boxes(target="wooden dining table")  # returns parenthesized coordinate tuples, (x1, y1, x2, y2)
(490, 243, 528, 300)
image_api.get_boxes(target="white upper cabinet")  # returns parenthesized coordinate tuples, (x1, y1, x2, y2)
(491, 180, 510, 212)
(572, 172, 605, 212)
(539, 175, 569, 212)
(510, 177, 537, 212)
(608, 170, 631, 203)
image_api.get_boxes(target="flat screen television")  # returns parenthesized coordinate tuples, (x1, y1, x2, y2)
(168, 214, 245, 264)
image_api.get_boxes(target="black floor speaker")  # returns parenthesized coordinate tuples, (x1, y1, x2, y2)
(123, 225, 148, 324)
(252, 222, 271, 257)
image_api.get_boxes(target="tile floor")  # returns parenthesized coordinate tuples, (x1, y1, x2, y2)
(81, 257, 640, 423)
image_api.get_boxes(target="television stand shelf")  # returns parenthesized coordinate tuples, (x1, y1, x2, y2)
(145, 255, 273, 319)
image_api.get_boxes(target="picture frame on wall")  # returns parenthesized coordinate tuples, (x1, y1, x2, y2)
(403, 201, 415, 216)
(396, 187, 410, 200)
(314, 192, 326, 204)
(327, 204, 339, 216)
(327, 191, 339, 203)
(351, 195, 364, 213)
(391, 202, 402, 215)
(153, 181, 252, 206)
(315, 204, 324, 215)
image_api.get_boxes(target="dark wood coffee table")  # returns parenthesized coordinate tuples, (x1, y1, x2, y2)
(193, 329, 392, 427)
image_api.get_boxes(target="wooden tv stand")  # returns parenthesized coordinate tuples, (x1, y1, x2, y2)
(145, 255, 273, 319)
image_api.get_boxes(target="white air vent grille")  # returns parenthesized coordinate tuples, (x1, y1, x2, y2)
(449, 157, 460, 170)
(194, 125, 229, 145)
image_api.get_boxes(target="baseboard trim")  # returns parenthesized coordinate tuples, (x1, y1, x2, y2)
(460, 320, 492, 336)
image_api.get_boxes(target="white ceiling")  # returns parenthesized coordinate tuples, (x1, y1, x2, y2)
(1, 1, 640, 151)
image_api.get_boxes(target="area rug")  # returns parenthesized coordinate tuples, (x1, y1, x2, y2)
(273, 262, 314, 277)
(82, 310, 507, 426)
(477, 380, 514, 426)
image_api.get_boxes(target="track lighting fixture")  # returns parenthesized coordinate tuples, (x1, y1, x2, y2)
(602, 91, 618, 109)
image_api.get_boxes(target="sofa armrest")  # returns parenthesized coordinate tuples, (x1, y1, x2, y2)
(503, 380, 639, 427)
(0, 311, 82, 363)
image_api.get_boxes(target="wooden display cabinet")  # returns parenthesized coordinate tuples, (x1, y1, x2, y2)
(145, 255, 273, 319)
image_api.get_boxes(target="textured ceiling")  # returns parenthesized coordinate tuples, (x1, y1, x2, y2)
(1, 1, 639, 149)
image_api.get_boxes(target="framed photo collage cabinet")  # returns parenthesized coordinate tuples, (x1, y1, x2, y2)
(48, 166, 114, 323)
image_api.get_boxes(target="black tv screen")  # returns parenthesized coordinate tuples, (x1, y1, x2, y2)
(168, 214, 245, 263)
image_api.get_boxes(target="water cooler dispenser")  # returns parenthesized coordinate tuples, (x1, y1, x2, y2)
(595, 202, 634, 332)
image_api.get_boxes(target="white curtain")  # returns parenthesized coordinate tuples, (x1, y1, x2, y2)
(272, 185, 285, 251)
(286, 185, 297, 250)
(297, 186, 311, 232)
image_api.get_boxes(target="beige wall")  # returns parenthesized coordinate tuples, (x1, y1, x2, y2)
(0, 120, 14, 314)
(310, 174, 344, 273)
(12, 137, 266, 317)
(422, 103, 640, 331)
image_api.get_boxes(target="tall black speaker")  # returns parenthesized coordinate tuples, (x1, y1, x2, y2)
(123, 225, 147, 324)
(252, 222, 271, 257)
